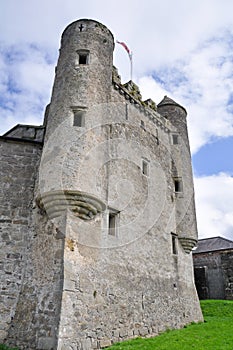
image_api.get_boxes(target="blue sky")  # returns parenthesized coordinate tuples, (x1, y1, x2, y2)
(1, 0, 233, 240)
(193, 136, 233, 176)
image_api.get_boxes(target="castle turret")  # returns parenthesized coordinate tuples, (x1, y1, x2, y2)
(38, 19, 115, 220)
(45, 19, 114, 140)
(157, 96, 189, 147)
(158, 96, 198, 253)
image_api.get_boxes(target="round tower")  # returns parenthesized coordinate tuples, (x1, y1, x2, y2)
(157, 95, 189, 149)
(45, 19, 114, 140)
(38, 19, 115, 222)
(158, 96, 198, 252)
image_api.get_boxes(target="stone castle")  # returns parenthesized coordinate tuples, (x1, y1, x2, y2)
(0, 19, 203, 349)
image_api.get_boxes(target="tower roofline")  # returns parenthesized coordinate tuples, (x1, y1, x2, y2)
(158, 95, 187, 114)
(62, 18, 114, 41)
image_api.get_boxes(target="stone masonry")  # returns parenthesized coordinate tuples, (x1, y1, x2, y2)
(0, 19, 203, 349)
(193, 237, 233, 300)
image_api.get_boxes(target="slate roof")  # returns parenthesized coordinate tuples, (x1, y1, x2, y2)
(157, 95, 187, 113)
(193, 236, 233, 254)
(1, 124, 45, 143)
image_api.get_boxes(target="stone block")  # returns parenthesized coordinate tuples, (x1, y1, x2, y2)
(119, 329, 128, 338)
(80, 338, 92, 350)
(99, 339, 112, 348)
(139, 327, 149, 336)
(37, 336, 57, 349)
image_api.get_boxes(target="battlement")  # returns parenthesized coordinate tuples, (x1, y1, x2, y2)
(112, 67, 171, 134)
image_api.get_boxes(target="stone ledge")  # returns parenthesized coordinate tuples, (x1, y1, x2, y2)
(37, 190, 106, 220)
(179, 237, 197, 254)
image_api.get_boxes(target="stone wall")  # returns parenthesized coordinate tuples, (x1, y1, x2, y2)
(0, 138, 65, 349)
(7, 214, 64, 350)
(0, 139, 42, 341)
(193, 250, 233, 300)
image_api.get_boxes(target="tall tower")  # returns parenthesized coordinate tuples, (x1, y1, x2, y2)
(157, 96, 198, 253)
(1, 19, 203, 350)
(45, 19, 114, 139)
(39, 19, 116, 223)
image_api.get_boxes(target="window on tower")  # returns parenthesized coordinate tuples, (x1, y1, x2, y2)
(171, 233, 178, 255)
(174, 178, 183, 193)
(77, 50, 89, 65)
(172, 134, 179, 145)
(108, 210, 120, 237)
(72, 106, 87, 127)
(142, 159, 149, 176)
(79, 54, 88, 64)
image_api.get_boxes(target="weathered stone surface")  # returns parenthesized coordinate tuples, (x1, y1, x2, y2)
(0, 18, 203, 350)
(99, 339, 112, 348)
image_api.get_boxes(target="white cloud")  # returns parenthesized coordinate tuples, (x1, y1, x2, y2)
(137, 76, 167, 103)
(138, 31, 233, 154)
(1, 0, 233, 241)
(194, 173, 233, 241)
(0, 44, 54, 134)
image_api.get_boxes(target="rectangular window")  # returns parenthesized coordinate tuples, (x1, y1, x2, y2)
(142, 159, 149, 176)
(172, 134, 179, 145)
(125, 103, 128, 120)
(108, 210, 119, 236)
(174, 178, 183, 193)
(79, 54, 88, 64)
(72, 106, 87, 127)
(171, 233, 178, 255)
(73, 110, 85, 127)
(76, 50, 89, 65)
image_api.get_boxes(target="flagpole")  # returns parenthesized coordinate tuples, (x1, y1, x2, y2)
(130, 52, 133, 81)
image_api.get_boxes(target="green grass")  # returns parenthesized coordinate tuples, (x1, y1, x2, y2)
(1, 300, 232, 350)
(107, 300, 233, 350)
(0, 345, 19, 350)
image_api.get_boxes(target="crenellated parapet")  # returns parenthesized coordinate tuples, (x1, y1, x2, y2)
(123, 80, 142, 100)
(112, 69, 170, 134)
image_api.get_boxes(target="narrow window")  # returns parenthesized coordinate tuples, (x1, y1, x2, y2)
(108, 211, 119, 236)
(125, 104, 128, 120)
(73, 110, 85, 127)
(171, 233, 178, 255)
(141, 120, 145, 129)
(172, 134, 179, 145)
(76, 50, 89, 65)
(79, 54, 88, 64)
(142, 159, 149, 176)
(156, 129, 159, 145)
(174, 178, 182, 193)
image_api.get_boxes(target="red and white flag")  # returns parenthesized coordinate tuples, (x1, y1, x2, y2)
(116, 41, 132, 60)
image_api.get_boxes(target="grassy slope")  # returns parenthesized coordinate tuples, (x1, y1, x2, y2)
(1, 300, 232, 350)
(107, 300, 233, 350)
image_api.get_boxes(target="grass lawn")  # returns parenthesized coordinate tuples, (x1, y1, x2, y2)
(1, 300, 232, 350)
(107, 300, 233, 349)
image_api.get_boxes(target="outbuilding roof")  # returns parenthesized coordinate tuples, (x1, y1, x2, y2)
(193, 236, 233, 254)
